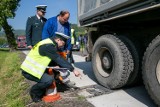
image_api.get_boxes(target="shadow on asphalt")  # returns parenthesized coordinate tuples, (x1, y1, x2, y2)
(123, 86, 157, 107)
(74, 61, 98, 84)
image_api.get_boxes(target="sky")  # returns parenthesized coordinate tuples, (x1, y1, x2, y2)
(8, 0, 78, 30)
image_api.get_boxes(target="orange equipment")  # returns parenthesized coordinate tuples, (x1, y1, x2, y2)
(42, 68, 61, 102)
(58, 52, 67, 59)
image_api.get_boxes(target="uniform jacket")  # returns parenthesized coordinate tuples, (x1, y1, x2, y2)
(26, 15, 47, 46)
(21, 37, 74, 79)
(42, 16, 71, 51)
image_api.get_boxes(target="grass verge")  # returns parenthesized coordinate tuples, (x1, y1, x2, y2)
(0, 51, 29, 107)
(0, 48, 10, 51)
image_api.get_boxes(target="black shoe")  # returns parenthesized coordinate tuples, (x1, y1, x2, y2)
(72, 59, 75, 63)
(32, 97, 42, 103)
(30, 92, 42, 103)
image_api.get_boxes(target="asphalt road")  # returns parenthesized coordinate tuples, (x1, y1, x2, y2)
(22, 50, 157, 107)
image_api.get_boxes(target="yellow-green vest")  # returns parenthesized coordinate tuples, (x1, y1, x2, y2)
(21, 39, 54, 79)
(71, 29, 75, 44)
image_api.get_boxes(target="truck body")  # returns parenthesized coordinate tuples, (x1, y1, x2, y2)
(17, 35, 27, 48)
(78, 0, 160, 106)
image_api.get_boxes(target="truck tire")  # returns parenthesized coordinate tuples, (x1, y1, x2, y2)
(92, 34, 134, 89)
(142, 35, 160, 106)
(119, 36, 140, 85)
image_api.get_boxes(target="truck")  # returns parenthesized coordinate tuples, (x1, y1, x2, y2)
(16, 35, 27, 48)
(78, 0, 160, 106)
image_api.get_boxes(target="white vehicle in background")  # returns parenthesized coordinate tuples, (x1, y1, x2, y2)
(72, 40, 80, 51)
(78, 0, 160, 106)
(0, 43, 9, 48)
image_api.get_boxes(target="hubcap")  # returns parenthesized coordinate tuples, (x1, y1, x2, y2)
(156, 59, 160, 84)
(102, 52, 112, 70)
(96, 47, 113, 77)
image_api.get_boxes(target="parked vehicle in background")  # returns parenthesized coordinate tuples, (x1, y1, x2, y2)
(72, 40, 80, 51)
(78, 0, 160, 106)
(0, 43, 9, 48)
(17, 36, 27, 48)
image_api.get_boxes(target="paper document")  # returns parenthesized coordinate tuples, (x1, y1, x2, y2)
(47, 67, 68, 71)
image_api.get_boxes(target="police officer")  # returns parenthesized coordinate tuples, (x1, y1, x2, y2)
(42, 11, 72, 60)
(26, 5, 47, 49)
(71, 28, 76, 45)
(68, 28, 76, 63)
(21, 32, 81, 102)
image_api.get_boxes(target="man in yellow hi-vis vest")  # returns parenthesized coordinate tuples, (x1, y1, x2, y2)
(67, 28, 76, 63)
(71, 29, 75, 45)
(21, 32, 81, 102)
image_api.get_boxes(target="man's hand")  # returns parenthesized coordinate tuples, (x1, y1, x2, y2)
(73, 69, 81, 77)
(28, 45, 32, 49)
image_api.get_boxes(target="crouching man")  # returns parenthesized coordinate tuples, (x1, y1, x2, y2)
(21, 32, 81, 102)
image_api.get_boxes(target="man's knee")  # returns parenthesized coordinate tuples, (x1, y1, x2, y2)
(40, 73, 54, 87)
(45, 78, 54, 88)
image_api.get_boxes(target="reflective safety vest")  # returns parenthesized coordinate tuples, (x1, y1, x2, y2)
(21, 39, 54, 79)
(71, 29, 75, 44)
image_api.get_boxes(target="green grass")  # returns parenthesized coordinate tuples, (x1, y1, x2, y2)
(77, 95, 86, 101)
(0, 51, 29, 107)
(0, 48, 10, 51)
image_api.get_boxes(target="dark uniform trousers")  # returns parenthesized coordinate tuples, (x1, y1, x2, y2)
(22, 70, 54, 98)
(67, 45, 74, 63)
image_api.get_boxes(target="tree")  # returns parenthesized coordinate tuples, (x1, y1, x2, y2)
(0, 37, 7, 45)
(71, 24, 86, 37)
(0, 0, 21, 51)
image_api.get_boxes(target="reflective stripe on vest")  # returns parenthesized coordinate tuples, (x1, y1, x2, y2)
(21, 39, 54, 79)
(22, 61, 43, 76)
(25, 56, 46, 69)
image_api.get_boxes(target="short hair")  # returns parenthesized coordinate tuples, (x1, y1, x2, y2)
(59, 10, 70, 17)
(53, 36, 59, 40)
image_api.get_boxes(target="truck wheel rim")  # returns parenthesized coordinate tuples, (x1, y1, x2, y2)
(96, 47, 113, 77)
(156, 59, 160, 84)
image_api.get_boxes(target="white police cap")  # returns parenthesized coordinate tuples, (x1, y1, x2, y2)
(55, 32, 70, 40)
(35, 5, 47, 12)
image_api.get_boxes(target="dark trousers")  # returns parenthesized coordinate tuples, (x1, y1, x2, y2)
(67, 45, 74, 63)
(22, 70, 54, 98)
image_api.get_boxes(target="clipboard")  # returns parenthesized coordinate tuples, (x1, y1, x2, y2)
(46, 67, 68, 72)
